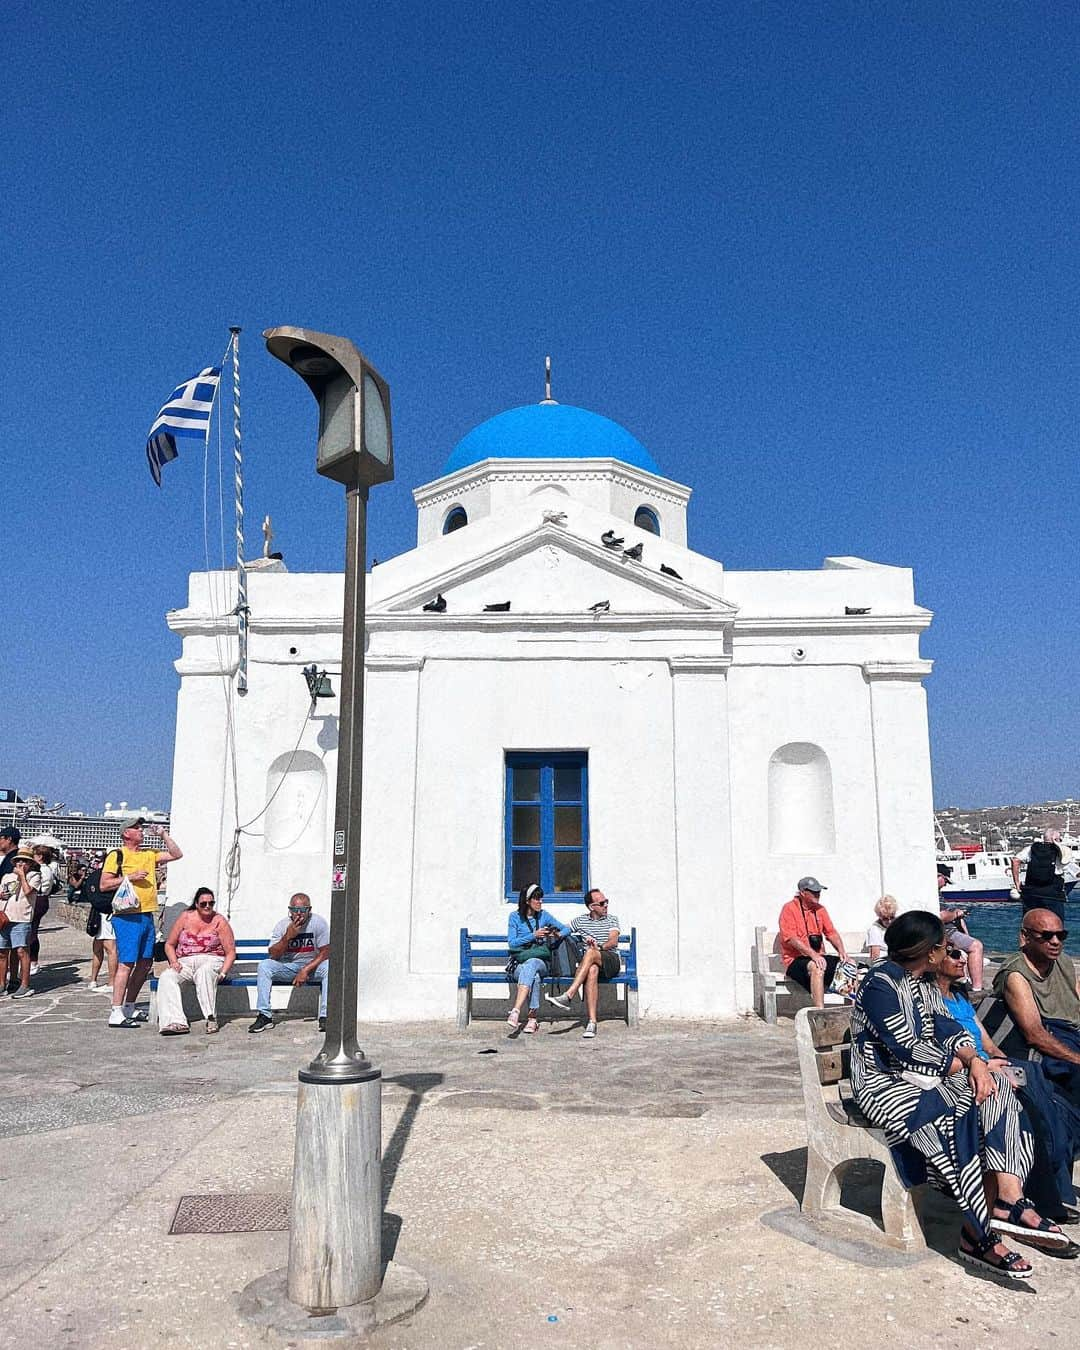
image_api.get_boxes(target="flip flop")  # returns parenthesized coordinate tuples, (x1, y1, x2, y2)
(160, 1024, 190, 1036)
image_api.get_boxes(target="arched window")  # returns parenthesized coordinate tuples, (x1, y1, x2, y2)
(634, 505, 660, 535)
(264, 750, 327, 854)
(768, 743, 835, 855)
(443, 506, 468, 534)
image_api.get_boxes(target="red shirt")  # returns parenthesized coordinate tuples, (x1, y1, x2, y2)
(778, 896, 841, 968)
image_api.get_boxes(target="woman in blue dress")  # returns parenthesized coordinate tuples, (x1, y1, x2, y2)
(507, 884, 570, 1034)
(934, 942, 1080, 1238)
(852, 910, 1068, 1278)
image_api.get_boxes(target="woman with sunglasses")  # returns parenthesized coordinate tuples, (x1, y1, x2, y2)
(852, 910, 1067, 1279)
(934, 942, 1080, 1241)
(507, 883, 571, 1034)
(157, 887, 236, 1035)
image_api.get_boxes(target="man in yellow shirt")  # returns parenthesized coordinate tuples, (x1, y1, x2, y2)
(100, 817, 182, 1027)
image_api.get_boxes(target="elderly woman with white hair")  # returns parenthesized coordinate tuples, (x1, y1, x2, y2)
(865, 895, 898, 962)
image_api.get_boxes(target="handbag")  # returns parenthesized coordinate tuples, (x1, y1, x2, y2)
(85, 907, 102, 938)
(111, 876, 141, 915)
(512, 943, 551, 965)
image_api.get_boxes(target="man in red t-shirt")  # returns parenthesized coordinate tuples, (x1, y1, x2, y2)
(777, 877, 848, 1008)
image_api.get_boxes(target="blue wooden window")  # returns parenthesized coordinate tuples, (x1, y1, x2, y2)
(443, 505, 468, 534)
(505, 752, 588, 901)
(634, 505, 660, 535)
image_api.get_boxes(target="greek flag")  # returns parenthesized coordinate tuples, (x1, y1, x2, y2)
(145, 366, 221, 486)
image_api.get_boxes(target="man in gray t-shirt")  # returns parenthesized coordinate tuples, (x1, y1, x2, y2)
(546, 888, 621, 1038)
(250, 892, 330, 1034)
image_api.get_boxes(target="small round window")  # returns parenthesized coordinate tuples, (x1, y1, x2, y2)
(634, 505, 660, 535)
(443, 506, 468, 534)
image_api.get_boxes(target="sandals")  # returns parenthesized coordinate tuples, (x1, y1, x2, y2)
(958, 1230, 1032, 1280)
(205, 1017, 219, 1034)
(991, 1197, 1072, 1249)
(160, 1023, 190, 1036)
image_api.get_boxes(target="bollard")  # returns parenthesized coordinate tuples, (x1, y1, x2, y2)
(286, 1073, 383, 1312)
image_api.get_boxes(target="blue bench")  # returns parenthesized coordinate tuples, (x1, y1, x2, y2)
(457, 927, 639, 1029)
(148, 938, 322, 1024)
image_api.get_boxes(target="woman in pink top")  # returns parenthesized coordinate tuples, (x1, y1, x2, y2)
(157, 887, 236, 1035)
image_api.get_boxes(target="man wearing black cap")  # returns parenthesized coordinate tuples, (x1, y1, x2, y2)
(0, 827, 21, 882)
(938, 863, 985, 993)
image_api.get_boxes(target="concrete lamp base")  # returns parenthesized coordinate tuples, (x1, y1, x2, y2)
(237, 1263, 429, 1342)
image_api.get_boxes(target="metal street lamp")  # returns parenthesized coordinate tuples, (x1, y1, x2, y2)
(264, 325, 392, 1315)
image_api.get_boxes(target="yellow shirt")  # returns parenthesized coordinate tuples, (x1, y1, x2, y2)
(114, 848, 159, 914)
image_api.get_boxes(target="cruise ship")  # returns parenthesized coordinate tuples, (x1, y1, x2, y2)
(0, 789, 169, 858)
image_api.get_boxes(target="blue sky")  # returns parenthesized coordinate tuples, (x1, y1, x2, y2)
(3, 1, 1077, 812)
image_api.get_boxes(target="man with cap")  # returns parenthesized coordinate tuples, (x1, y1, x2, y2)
(0, 826, 21, 882)
(778, 877, 849, 1009)
(938, 863, 985, 993)
(99, 817, 182, 1027)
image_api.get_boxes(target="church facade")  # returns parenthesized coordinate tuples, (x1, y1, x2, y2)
(166, 399, 937, 1020)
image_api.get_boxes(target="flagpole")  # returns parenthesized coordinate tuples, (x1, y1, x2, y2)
(230, 326, 249, 696)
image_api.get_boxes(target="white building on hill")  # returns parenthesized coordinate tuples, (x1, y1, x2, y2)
(166, 397, 937, 1019)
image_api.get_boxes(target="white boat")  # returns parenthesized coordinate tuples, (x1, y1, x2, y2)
(936, 818, 1078, 903)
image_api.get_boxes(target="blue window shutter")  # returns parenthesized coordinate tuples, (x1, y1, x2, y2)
(505, 752, 588, 902)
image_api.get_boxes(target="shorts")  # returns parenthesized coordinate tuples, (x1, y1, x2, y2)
(945, 928, 979, 953)
(0, 922, 31, 950)
(786, 954, 840, 993)
(113, 911, 156, 964)
(97, 913, 115, 941)
(599, 949, 621, 981)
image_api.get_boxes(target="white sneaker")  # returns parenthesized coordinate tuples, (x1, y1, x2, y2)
(87, 981, 101, 991)
(29, 963, 39, 976)
(129, 1008, 148, 1022)
(582, 1022, 597, 1039)
(108, 1007, 127, 1027)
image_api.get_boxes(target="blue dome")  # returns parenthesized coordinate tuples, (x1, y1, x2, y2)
(442, 403, 660, 476)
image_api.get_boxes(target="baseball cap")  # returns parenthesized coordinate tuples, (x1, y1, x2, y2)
(798, 876, 826, 893)
(120, 816, 145, 831)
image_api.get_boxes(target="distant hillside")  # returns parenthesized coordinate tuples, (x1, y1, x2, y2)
(937, 798, 1079, 849)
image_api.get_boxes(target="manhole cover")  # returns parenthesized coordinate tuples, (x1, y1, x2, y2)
(169, 1193, 289, 1235)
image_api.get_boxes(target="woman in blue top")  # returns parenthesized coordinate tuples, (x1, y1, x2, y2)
(934, 942, 1080, 1240)
(507, 884, 570, 1034)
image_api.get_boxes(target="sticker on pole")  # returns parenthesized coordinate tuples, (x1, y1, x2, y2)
(332, 865, 346, 891)
(334, 830, 345, 856)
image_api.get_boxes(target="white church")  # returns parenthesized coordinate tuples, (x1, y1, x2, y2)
(166, 393, 938, 1020)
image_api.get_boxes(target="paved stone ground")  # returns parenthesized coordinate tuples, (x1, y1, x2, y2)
(1, 919, 1078, 1349)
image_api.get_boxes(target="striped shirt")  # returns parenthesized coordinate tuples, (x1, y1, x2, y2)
(571, 912, 620, 946)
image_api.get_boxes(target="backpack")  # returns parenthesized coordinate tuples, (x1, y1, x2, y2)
(1025, 841, 1059, 889)
(86, 849, 124, 915)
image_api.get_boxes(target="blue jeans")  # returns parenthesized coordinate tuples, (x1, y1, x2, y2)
(515, 957, 548, 1010)
(256, 957, 329, 1016)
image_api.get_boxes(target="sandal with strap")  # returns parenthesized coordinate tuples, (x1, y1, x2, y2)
(958, 1230, 1032, 1280)
(991, 1197, 1072, 1249)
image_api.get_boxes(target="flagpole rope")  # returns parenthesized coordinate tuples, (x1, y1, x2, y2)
(230, 326, 249, 696)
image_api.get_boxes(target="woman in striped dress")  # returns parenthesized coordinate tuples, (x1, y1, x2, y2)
(851, 910, 1066, 1278)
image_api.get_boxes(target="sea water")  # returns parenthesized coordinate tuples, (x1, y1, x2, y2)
(958, 902, 1079, 956)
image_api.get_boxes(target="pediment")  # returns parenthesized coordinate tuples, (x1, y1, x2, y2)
(370, 524, 735, 618)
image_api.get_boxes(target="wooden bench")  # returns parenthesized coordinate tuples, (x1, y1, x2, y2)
(795, 1005, 927, 1251)
(457, 928, 639, 1030)
(148, 939, 323, 1025)
(752, 927, 869, 1023)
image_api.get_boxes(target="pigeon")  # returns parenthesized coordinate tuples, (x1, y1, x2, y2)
(622, 542, 643, 561)
(542, 509, 568, 525)
(660, 563, 682, 580)
(601, 530, 625, 548)
(844, 606, 870, 615)
(422, 594, 447, 612)
(588, 600, 610, 614)
(484, 601, 511, 612)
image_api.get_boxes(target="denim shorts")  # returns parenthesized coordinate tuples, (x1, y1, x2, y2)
(0, 921, 31, 949)
(113, 911, 156, 963)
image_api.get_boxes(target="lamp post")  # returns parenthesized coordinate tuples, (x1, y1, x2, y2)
(264, 325, 393, 1314)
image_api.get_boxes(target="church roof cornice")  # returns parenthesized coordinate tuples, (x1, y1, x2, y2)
(412, 457, 692, 510)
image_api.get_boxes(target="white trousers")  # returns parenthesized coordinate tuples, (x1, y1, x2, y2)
(156, 954, 224, 1027)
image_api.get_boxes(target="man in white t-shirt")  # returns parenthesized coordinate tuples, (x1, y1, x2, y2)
(249, 893, 330, 1033)
(545, 888, 622, 1039)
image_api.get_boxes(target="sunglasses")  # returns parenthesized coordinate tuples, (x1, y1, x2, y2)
(196, 901, 215, 910)
(289, 907, 311, 914)
(945, 947, 964, 960)
(1024, 928, 1068, 942)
